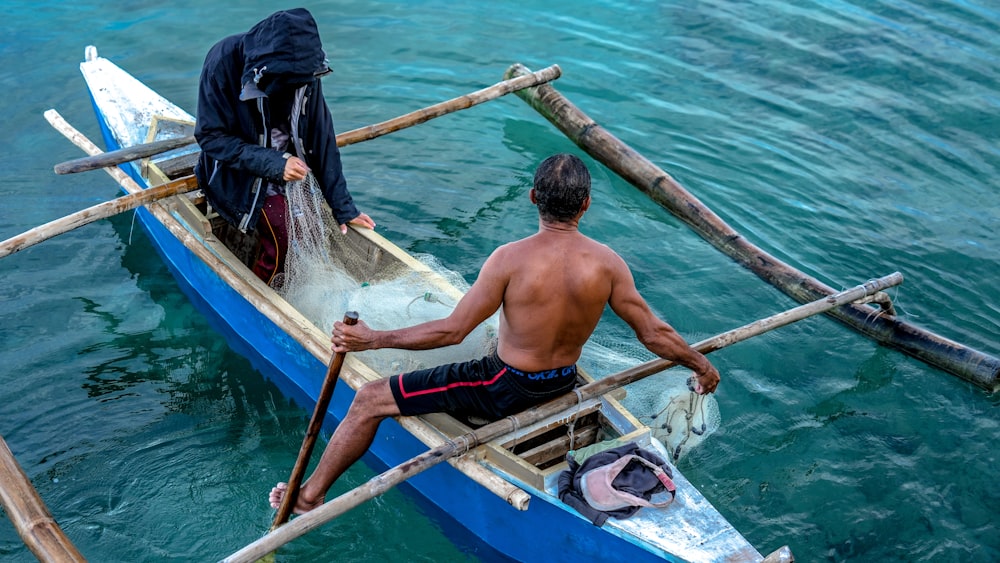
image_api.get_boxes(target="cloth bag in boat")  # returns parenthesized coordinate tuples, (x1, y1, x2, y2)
(557, 441, 676, 526)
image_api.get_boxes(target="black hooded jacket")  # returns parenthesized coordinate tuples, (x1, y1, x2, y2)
(194, 8, 358, 232)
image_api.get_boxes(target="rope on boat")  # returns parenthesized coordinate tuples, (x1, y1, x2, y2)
(567, 388, 585, 452)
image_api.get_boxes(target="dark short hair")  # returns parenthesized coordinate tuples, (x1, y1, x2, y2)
(533, 154, 591, 222)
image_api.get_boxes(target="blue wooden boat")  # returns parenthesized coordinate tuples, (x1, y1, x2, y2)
(72, 46, 790, 563)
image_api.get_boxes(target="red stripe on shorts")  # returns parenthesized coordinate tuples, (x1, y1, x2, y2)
(397, 366, 507, 398)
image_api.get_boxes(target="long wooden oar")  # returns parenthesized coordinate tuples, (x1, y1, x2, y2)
(222, 272, 903, 563)
(50, 64, 562, 174)
(270, 311, 359, 530)
(0, 175, 198, 259)
(54, 135, 196, 174)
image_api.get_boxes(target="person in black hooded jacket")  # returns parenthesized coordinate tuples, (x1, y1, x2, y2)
(194, 8, 375, 285)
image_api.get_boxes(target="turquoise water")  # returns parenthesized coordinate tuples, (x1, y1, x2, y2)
(1, 1, 998, 561)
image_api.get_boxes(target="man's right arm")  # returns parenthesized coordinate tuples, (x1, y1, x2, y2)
(332, 247, 510, 353)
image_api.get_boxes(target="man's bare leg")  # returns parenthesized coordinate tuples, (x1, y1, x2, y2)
(269, 378, 400, 514)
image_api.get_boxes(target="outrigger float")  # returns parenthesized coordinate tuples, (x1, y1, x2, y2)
(3, 42, 995, 562)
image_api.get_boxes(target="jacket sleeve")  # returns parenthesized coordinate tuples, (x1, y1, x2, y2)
(304, 80, 359, 225)
(193, 46, 287, 181)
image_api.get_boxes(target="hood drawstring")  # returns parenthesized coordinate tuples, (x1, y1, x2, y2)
(290, 85, 308, 159)
(252, 66, 267, 85)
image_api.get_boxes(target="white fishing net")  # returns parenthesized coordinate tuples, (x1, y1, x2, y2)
(276, 174, 497, 376)
(581, 332, 722, 462)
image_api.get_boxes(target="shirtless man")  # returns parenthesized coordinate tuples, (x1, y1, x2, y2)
(269, 153, 720, 514)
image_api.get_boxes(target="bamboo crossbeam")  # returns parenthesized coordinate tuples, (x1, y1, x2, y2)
(335, 64, 561, 147)
(503, 63, 999, 392)
(18, 66, 562, 261)
(221, 273, 902, 562)
(54, 135, 196, 174)
(48, 63, 562, 175)
(0, 435, 85, 563)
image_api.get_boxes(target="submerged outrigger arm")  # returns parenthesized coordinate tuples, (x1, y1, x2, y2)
(504, 63, 999, 392)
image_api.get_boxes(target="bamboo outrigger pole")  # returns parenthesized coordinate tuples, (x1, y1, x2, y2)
(503, 63, 999, 392)
(0, 435, 85, 562)
(0, 175, 199, 259)
(221, 272, 902, 563)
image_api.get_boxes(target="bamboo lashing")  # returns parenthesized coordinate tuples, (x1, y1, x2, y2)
(221, 273, 904, 562)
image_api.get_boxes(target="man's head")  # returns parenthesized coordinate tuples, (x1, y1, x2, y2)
(532, 154, 591, 222)
(242, 8, 329, 96)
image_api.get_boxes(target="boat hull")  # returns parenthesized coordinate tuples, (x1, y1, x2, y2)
(80, 49, 763, 563)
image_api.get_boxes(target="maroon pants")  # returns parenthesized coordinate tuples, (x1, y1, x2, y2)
(252, 194, 288, 285)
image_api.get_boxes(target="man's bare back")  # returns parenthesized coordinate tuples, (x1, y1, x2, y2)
(489, 225, 621, 371)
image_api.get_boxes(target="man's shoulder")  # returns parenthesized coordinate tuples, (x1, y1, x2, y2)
(491, 234, 545, 257)
(572, 232, 622, 259)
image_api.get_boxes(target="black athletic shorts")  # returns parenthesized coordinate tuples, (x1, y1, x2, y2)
(388, 353, 578, 421)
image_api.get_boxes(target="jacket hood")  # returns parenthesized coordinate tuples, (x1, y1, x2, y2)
(241, 8, 327, 93)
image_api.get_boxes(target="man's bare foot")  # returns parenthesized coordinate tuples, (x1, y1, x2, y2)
(269, 482, 325, 515)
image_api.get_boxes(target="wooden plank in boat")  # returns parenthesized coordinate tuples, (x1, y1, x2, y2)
(156, 151, 197, 178)
(169, 194, 212, 240)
